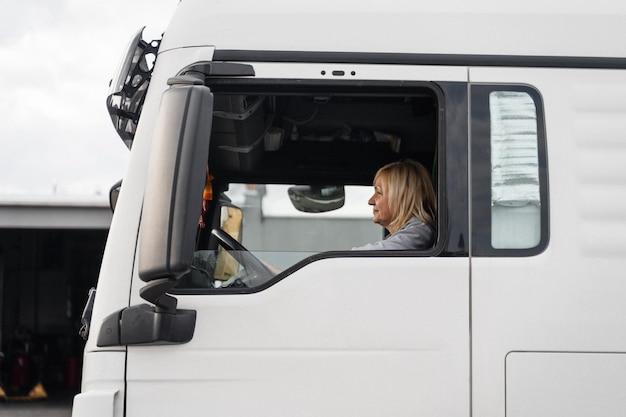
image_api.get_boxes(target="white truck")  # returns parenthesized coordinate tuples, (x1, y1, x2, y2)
(73, 1, 626, 416)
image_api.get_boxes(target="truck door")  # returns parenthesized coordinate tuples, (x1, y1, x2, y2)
(469, 68, 626, 417)
(122, 64, 471, 417)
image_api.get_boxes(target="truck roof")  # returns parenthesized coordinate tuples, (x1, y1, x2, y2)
(160, 0, 626, 60)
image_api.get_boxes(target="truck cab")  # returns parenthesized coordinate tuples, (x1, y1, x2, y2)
(73, 1, 626, 416)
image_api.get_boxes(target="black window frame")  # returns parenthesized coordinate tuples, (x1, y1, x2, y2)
(170, 78, 470, 295)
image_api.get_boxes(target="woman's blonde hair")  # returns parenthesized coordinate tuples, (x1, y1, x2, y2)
(374, 159, 437, 232)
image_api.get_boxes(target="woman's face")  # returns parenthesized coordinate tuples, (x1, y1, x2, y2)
(368, 177, 393, 230)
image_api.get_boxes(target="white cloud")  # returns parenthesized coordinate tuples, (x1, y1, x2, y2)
(0, 0, 179, 199)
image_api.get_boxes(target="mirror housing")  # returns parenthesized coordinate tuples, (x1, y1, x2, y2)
(138, 76, 213, 312)
(95, 76, 208, 347)
(288, 185, 345, 213)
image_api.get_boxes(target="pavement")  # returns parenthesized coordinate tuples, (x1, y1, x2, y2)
(0, 387, 75, 417)
(0, 399, 73, 417)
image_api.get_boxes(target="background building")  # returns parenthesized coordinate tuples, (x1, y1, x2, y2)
(0, 196, 112, 398)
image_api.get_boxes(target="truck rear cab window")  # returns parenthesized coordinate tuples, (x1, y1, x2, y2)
(471, 85, 549, 256)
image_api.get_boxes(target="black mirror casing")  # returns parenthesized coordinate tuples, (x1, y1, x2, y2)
(138, 78, 213, 309)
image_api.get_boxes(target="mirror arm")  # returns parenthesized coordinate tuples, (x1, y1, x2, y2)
(139, 278, 178, 313)
(96, 304, 196, 347)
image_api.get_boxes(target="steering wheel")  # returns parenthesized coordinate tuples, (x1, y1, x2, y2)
(210, 228, 274, 286)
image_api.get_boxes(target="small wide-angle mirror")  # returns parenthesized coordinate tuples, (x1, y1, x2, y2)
(288, 185, 345, 213)
(109, 180, 122, 212)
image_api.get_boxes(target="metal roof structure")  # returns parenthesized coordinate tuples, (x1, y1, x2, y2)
(0, 195, 112, 229)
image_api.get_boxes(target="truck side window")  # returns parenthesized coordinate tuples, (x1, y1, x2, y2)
(489, 91, 541, 249)
(471, 85, 549, 256)
(172, 83, 445, 292)
(176, 183, 384, 291)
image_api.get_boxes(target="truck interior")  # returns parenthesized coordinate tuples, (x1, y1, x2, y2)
(207, 83, 439, 184)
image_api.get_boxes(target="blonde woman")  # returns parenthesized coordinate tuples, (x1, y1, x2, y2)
(353, 159, 436, 250)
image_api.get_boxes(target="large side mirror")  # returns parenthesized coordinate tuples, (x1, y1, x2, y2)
(138, 76, 213, 312)
(288, 185, 345, 213)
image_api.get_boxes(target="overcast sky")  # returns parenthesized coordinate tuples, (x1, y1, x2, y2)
(0, 0, 179, 200)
